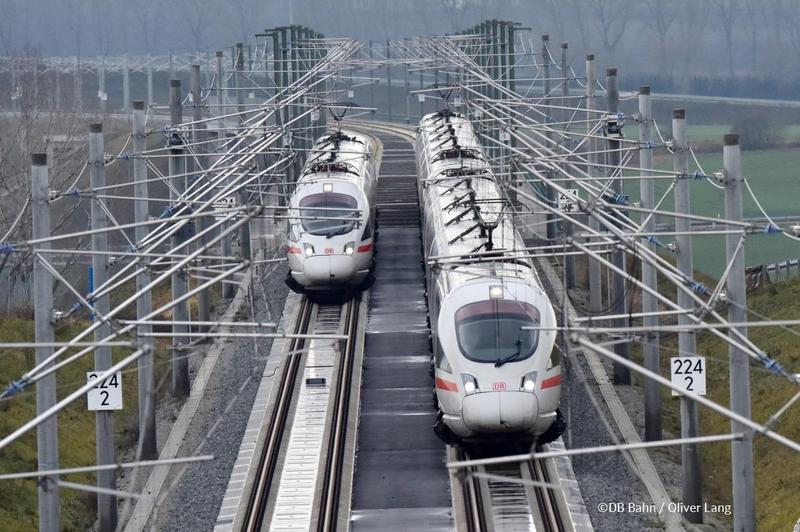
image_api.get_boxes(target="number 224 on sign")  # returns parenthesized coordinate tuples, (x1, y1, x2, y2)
(86, 371, 123, 411)
(670, 356, 706, 397)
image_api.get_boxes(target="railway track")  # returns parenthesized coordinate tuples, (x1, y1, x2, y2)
(241, 294, 362, 531)
(459, 445, 567, 532)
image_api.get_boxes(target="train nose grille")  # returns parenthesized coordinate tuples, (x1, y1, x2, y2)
(462, 391, 539, 433)
(303, 255, 356, 285)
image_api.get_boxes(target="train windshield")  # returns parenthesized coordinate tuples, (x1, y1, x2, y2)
(455, 300, 540, 366)
(298, 192, 359, 237)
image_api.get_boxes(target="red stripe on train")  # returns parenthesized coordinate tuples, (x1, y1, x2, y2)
(435, 377, 459, 392)
(541, 374, 561, 389)
(287, 246, 302, 254)
(357, 243, 373, 253)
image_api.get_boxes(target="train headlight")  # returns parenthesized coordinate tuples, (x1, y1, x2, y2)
(520, 371, 537, 393)
(303, 243, 315, 257)
(343, 241, 355, 255)
(461, 373, 479, 395)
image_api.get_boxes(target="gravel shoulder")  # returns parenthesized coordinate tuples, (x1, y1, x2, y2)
(142, 259, 290, 532)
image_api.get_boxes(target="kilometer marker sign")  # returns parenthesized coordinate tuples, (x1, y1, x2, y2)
(670, 356, 706, 396)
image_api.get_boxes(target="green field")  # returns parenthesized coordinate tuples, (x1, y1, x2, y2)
(624, 123, 800, 145)
(629, 276, 800, 531)
(620, 147, 800, 276)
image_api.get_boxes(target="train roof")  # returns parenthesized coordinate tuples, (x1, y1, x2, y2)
(297, 129, 373, 186)
(418, 110, 544, 290)
(419, 110, 486, 166)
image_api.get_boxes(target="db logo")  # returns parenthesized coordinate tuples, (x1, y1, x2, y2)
(492, 382, 507, 391)
(324, 248, 334, 255)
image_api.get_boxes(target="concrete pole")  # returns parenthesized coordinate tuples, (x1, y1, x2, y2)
(507, 25, 516, 94)
(88, 123, 117, 531)
(419, 70, 424, 119)
(288, 28, 298, 129)
(235, 43, 245, 122)
(122, 57, 131, 112)
(606, 67, 631, 385)
(386, 40, 393, 122)
(505, 24, 517, 159)
(673, 108, 702, 522)
(542, 35, 556, 241)
(132, 101, 157, 459)
(169, 80, 190, 397)
(490, 20, 500, 103)
(75, 59, 83, 112)
(55, 72, 61, 113)
(404, 44, 410, 124)
(191, 65, 211, 325)
(98, 58, 106, 115)
(639, 88, 663, 442)
(369, 41, 374, 111)
(215, 51, 225, 130)
(235, 43, 252, 262)
(586, 55, 602, 314)
(288, 28, 302, 193)
(280, 28, 290, 129)
(31, 153, 60, 532)
(10, 60, 18, 112)
(205, 50, 212, 92)
(723, 133, 755, 532)
(561, 43, 576, 290)
(146, 58, 154, 109)
(499, 21, 508, 93)
(217, 52, 234, 299)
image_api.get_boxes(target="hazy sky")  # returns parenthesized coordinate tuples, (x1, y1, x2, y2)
(2, 0, 800, 91)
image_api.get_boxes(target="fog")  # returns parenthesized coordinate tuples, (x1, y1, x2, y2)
(2, 0, 800, 97)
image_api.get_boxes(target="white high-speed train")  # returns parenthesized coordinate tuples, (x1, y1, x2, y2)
(286, 129, 379, 292)
(416, 110, 564, 444)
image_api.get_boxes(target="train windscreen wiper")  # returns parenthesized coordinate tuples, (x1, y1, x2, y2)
(495, 336, 522, 368)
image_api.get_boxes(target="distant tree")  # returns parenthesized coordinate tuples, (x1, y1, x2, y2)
(438, 0, 478, 34)
(710, 0, 738, 78)
(771, 0, 800, 71)
(675, 0, 711, 91)
(583, 0, 633, 58)
(131, 0, 163, 54)
(730, 112, 785, 150)
(640, 0, 678, 77)
(742, 0, 762, 72)
(180, 0, 215, 52)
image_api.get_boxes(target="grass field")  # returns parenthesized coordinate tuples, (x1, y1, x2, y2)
(0, 315, 103, 531)
(618, 147, 800, 276)
(624, 123, 800, 145)
(634, 277, 800, 531)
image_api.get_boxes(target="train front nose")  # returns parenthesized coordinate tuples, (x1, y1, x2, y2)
(462, 392, 539, 433)
(303, 255, 356, 285)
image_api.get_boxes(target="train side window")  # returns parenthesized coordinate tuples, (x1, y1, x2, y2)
(547, 346, 561, 370)
(434, 337, 452, 373)
(361, 220, 372, 241)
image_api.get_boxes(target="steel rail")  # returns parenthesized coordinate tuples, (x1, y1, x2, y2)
(242, 296, 314, 532)
(528, 453, 566, 532)
(317, 295, 361, 532)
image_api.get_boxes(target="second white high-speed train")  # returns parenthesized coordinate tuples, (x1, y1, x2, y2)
(286, 129, 379, 292)
(417, 110, 564, 444)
